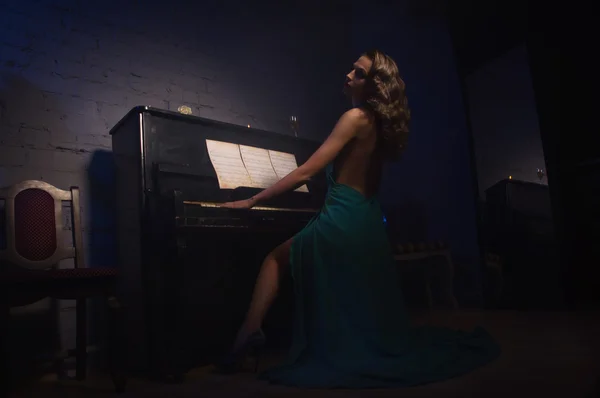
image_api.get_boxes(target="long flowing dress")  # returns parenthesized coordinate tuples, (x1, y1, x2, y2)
(259, 164, 500, 388)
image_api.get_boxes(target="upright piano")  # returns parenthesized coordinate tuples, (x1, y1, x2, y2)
(110, 106, 326, 381)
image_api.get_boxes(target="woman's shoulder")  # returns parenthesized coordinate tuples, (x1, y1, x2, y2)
(341, 107, 376, 131)
(343, 106, 371, 120)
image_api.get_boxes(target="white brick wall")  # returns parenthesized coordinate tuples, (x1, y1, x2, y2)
(0, 0, 352, 371)
(1, 0, 351, 240)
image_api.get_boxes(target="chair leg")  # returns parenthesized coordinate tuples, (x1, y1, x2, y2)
(0, 299, 10, 398)
(107, 295, 127, 393)
(75, 297, 87, 381)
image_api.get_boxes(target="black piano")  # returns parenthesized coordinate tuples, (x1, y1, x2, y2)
(110, 106, 326, 381)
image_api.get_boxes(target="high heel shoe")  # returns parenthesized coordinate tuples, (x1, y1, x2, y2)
(215, 329, 266, 374)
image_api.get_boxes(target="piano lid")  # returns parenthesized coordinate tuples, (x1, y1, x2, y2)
(110, 106, 327, 209)
(109, 106, 315, 145)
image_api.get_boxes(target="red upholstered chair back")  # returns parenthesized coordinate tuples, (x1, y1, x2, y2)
(0, 180, 85, 270)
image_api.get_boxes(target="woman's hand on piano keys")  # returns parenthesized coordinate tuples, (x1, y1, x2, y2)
(219, 197, 257, 209)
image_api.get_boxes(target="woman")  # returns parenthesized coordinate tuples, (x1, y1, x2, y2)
(219, 50, 500, 388)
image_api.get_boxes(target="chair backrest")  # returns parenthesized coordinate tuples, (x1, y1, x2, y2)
(0, 180, 85, 270)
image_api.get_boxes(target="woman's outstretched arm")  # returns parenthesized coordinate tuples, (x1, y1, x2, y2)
(224, 108, 369, 208)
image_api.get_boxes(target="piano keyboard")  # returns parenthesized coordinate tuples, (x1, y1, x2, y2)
(183, 200, 318, 213)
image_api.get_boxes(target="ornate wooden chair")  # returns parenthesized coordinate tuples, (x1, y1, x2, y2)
(0, 180, 126, 395)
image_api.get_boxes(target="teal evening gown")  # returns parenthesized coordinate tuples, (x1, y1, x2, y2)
(259, 164, 500, 388)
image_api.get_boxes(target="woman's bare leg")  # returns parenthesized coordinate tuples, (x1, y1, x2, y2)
(231, 238, 293, 351)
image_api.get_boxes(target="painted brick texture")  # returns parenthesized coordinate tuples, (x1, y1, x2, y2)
(1, 0, 351, 253)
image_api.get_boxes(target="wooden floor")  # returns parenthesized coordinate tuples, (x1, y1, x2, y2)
(11, 310, 600, 398)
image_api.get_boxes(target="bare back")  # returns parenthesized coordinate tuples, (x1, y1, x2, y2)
(332, 113, 383, 198)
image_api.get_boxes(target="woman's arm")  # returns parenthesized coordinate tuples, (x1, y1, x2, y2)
(249, 108, 370, 206)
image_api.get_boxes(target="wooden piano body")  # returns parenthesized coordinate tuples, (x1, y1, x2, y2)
(110, 106, 327, 380)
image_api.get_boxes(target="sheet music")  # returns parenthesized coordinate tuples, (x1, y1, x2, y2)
(268, 150, 309, 193)
(239, 145, 280, 188)
(206, 139, 309, 193)
(206, 139, 253, 189)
